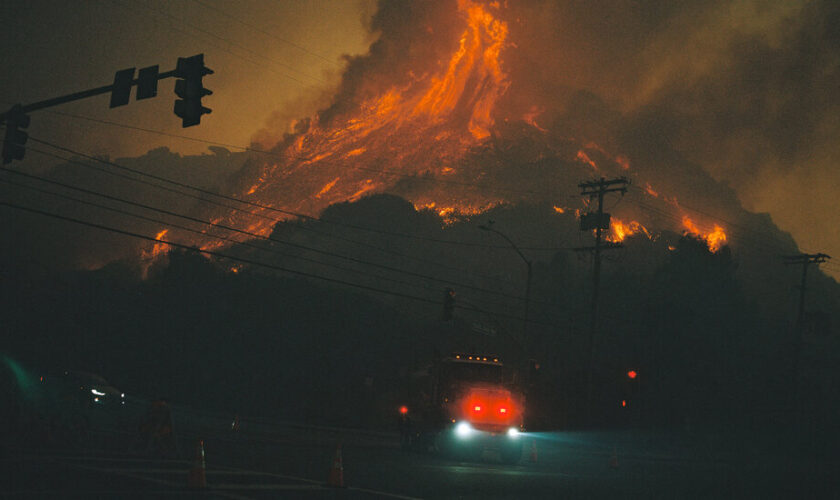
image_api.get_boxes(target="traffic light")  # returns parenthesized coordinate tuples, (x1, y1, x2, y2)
(2, 105, 30, 164)
(173, 54, 213, 127)
(443, 287, 455, 321)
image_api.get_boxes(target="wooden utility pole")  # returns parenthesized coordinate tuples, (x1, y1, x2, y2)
(577, 176, 629, 420)
(783, 253, 831, 393)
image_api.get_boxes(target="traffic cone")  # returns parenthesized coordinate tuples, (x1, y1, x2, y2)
(327, 443, 345, 488)
(529, 439, 538, 463)
(608, 446, 619, 469)
(187, 439, 207, 489)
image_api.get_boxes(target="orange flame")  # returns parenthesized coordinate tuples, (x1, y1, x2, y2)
(229, 0, 512, 238)
(146, 229, 169, 259)
(606, 218, 651, 243)
(681, 216, 727, 252)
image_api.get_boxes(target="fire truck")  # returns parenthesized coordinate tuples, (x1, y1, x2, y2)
(400, 353, 525, 463)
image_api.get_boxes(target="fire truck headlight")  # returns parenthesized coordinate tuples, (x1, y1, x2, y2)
(455, 421, 473, 438)
(507, 427, 519, 438)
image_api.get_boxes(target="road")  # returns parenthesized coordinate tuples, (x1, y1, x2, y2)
(2, 403, 837, 499)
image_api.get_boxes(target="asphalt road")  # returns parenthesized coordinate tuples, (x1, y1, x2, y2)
(2, 406, 838, 499)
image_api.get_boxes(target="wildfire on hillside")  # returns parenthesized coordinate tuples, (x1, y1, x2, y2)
(182, 0, 731, 258)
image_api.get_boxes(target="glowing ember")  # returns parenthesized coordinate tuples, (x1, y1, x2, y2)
(316, 177, 340, 198)
(522, 106, 547, 132)
(575, 150, 598, 170)
(616, 155, 630, 171)
(644, 183, 659, 197)
(553, 206, 566, 214)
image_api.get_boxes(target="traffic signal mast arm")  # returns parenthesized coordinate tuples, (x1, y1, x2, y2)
(1, 54, 212, 164)
(0, 69, 179, 120)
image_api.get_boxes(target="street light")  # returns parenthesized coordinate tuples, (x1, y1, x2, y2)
(478, 222, 532, 351)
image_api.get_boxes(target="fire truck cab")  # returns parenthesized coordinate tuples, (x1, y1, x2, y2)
(403, 353, 525, 463)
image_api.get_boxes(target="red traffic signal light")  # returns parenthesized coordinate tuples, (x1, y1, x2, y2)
(627, 370, 637, 379)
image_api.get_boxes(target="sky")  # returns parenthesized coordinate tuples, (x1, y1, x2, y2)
(1, 0, 838, 280)
(0, 0, 375, 157)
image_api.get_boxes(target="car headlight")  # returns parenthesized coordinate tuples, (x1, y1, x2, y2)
(455, 421, 473, 438)
(507, 427, 519, 438)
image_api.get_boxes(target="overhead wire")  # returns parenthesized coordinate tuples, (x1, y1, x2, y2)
(0, 198, 561, 328)
(28, 134, 574, 258)
(188, 0, 343, 68)
(109, 0, 328, 88)
(10, 149, 535, 305)
(626, 185, 798, 255)
(0, 174, 456, 297)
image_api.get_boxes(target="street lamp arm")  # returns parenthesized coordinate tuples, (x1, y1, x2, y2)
(478, 225, 531, 266)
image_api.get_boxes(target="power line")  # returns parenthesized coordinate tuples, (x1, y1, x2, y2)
(627, 185, 797, 254)
(46, 110, 284, 156)
(28, 135, 570, 253)
(0, 198, 560, 327)
(33, 111, 561, 199)
(21, 145, 527, 294)
(189, 0, 343, 68)
(10, 149, 545, 305)
(110, 0, 328, 88)
(0, 175, 451, 297)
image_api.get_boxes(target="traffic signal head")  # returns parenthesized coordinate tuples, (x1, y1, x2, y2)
(173, 54, 213, 127)
(2, 105, 30, 164)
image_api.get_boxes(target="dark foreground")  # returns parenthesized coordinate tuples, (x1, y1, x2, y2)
(2, 402, 838, 499)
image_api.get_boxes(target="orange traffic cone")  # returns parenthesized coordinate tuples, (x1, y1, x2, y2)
(327, 443, 345, 488)
(608, 446, 619, 469)
(187, 440, 207, 489)
(529, 439, 538, 463)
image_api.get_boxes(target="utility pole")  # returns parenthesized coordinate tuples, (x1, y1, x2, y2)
(577, 176, 629, 421)
(783, 253, 831, 400)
